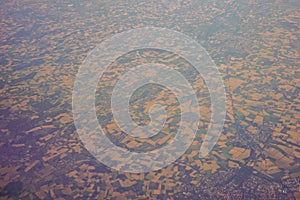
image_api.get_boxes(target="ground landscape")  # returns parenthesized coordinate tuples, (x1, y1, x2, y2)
(0, 0, 299, 199)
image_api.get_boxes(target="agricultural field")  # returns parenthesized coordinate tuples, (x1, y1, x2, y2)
(0, 0, 299, 199)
